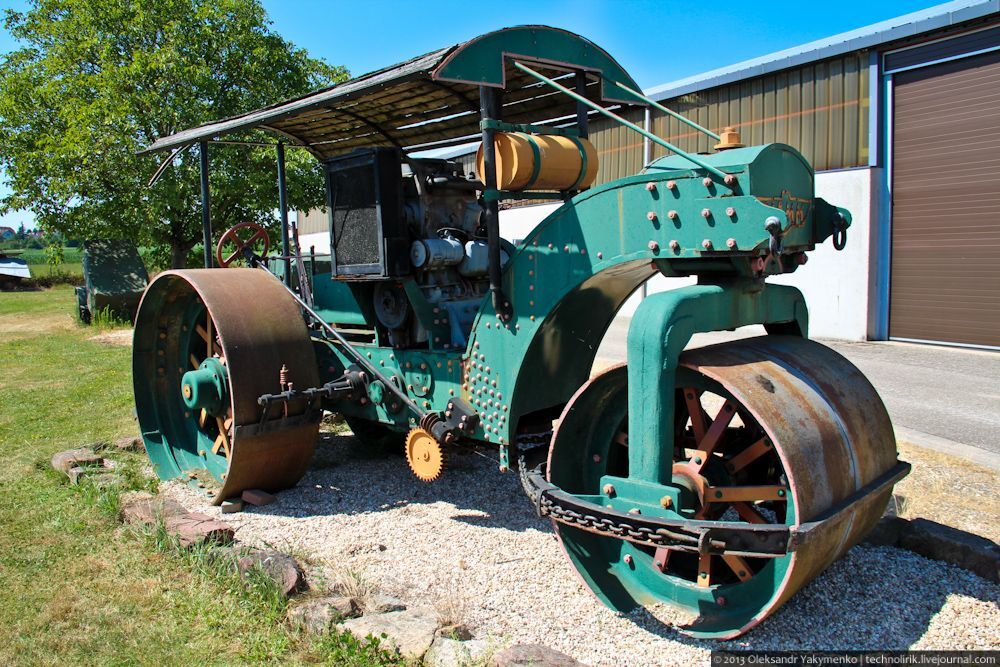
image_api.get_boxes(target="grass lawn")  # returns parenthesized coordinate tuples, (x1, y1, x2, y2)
(0, 286, 402, 666)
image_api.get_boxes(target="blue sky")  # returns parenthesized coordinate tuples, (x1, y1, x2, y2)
(0, 0, 946, 229)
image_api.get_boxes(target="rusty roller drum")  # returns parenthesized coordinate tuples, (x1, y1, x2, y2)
(133, 269, 320, 504)
(476, 132, 598, 191)
(546, 336, 897, 638)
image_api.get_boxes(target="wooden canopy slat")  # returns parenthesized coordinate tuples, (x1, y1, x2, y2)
(142, 26, 643, 160)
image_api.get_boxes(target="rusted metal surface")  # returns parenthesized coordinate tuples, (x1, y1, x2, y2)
(134, 269, 320, 504)
(680, 335, 897, 634)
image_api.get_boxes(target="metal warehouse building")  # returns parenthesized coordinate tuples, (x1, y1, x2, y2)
(300, 0, 999, 349)
(583, 0, 1000, 349)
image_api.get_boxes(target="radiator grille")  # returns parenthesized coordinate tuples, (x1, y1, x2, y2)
(331, 164, 380, 267)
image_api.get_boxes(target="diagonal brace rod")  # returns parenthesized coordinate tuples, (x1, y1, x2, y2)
(613, 81, 721, 141)
(512, 61, 731, 186)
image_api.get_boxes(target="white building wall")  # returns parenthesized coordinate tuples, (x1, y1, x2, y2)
(496, 168, 879, 340)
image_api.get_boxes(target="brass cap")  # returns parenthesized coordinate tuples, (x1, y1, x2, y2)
(714, 126, 744, 151)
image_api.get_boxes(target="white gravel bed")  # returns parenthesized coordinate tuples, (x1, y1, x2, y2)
(165, 433, 1000, 665)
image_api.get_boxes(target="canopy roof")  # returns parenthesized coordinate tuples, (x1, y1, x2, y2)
(143, 26, 643, 160)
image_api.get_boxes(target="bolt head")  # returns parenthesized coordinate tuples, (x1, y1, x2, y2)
(660, 496, 673, 508)
(668, 210, 678, 220)
(717, 596, 728, 607)
(623, 554, 633, 565)
(603, 484, 616, 497)
(701, 208, 711, 218)
(592, 454, 601, 463)
(628, 507, 641, 515)
(726, 207, 736, 217)
(702, 239, 712, 250)
(726, 238, 737, 249)
(645, 182, 656, 192)
(724, 174, 738, 186)
(669, 240, 680, 251)
(648, 240, 660, 253)
(703, 177, 713, 188)
(647, 211, 657, 222)
(666, 180, 677, 189)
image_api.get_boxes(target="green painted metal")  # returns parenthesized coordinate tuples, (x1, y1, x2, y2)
(309, 143, 842, 450)
(78, 239, 149, 323)
(181, 358, 228, 415)
(545, 364, 797, 636)
(480, 119, 581, 137)
(626, 282, 806, 484)
(310, 273, 369, 326)
(134, 290, 229, 484)
(433, 25, 639, 105)
(447, 144, 825, 447)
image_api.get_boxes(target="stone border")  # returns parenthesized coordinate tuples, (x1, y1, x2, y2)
(865, 515, 999, 583)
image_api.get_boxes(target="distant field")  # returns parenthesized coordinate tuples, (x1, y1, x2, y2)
(4, 247, 84, 278)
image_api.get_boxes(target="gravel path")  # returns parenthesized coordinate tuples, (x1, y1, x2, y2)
(166, 433, 1000, 665)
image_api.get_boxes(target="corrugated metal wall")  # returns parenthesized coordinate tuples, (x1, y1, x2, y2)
(588, 52, 870, 184)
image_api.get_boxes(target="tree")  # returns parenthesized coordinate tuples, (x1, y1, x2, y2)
(0, 0, 347, 268)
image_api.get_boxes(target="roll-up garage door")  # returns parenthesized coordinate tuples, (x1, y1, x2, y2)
(890, 48, 1000, 348)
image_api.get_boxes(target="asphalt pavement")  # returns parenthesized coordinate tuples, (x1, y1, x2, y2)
(595, 319, 1000, 468)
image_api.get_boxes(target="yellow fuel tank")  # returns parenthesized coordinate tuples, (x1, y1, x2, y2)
(476, 132, 598, 191)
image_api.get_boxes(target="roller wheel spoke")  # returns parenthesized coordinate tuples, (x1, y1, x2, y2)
(682, 387, 709, 443)
(722, 554, 753, 582)
(725, 436, 772, 474)
(732, 501, 769, 524)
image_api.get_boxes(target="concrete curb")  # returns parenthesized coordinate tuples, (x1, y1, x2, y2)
(895, 426, 1000, 472)
(865, 515, 999, 583)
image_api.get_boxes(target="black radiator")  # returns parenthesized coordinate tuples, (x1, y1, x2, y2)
(325, 148, 409, 278)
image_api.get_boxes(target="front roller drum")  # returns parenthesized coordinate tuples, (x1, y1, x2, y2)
(133, 269, 320, 504)
(546, 335, 902, 638)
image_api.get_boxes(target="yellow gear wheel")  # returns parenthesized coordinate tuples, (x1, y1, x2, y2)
(405, 427, 445, 482)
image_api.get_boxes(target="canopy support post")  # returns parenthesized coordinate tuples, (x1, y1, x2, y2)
(575, 71, 589, 139)
(276, 142, 292, 286)
(199, 141, 213, 268)
(479, 85, 511, 322)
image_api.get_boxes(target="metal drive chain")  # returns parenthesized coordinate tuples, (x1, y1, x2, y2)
(516, 453, 701, 551)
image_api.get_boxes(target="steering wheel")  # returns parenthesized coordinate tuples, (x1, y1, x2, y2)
(216, 222, 271, 268)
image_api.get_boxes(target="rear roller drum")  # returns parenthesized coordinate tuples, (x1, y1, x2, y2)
(133, 269, 320, 504)
(547, 335, 899, 638)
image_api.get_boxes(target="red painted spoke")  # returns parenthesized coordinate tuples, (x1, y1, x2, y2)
(683, 388, 707, 443)
(722, 554, 753, 582)
(699, 401, 736, 455)
(248, 229, 269, 245)
(224, 248, 243, 266)
(733, 502, 769, 524)
(725, 437, 772, 474)
(690, 400, 737, 474)
(706, 485, 787, 503)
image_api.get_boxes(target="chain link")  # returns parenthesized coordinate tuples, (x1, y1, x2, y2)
(516, 451, 702, 551)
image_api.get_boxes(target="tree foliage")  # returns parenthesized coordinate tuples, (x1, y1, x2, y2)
(0, 0, 347, 267)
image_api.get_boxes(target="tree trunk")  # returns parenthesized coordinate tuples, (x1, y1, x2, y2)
(170, 243, 189, 269)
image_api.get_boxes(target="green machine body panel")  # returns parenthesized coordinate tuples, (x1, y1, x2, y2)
(77, 239, 149, 323)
